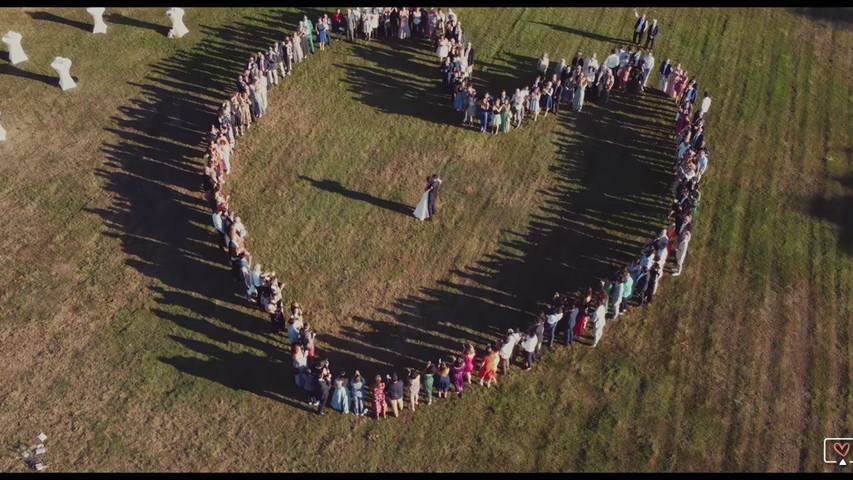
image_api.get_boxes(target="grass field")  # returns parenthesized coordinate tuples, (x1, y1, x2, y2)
(1, 6, 853, 472)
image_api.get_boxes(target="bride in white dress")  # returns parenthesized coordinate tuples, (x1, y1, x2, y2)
(413, 190, 430, 221)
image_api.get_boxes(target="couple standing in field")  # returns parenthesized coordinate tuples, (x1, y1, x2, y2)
(413, 174, 442, 221)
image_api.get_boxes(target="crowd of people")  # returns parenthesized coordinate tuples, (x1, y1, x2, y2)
(200, 7, 712, 418)
(439, 11, 668, 134)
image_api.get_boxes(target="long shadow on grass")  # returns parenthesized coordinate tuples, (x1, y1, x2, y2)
(808, 173, 853, 254)
(91, 6, 675, 411)
(26, 11, 93, 33)
(298, 175, 413, 216)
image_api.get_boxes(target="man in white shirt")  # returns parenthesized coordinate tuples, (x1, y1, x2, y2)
(642, 51, 655, 90)
(604, 48, 620, 78)
(545, 307, 564, 347)
(499, 329, 523, 374)
(700, 92, 711, 115)
(590, 302, 607, 348)
(521, 331, 538, 370)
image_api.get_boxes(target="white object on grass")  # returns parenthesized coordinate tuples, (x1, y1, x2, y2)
(50, 57, 77, 91)
(87, 8, 107, 34)
(166, 8, 189, 38)
(2, 31, 28, 65)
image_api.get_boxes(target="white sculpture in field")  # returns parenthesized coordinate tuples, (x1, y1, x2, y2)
(50, 57, 77, 91)
(166, 8, 189, 38)
(2, 31, 28, 65)
(0, 111, 7, 142)
(87, 8, 107, 34)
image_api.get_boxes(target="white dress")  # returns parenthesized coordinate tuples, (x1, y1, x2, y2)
(413, 192, 430, 220)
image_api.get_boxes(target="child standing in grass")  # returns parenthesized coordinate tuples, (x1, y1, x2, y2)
(462, 344, 476, 384)
(372, 375, 388, 419)
(477, 345, 499, 388)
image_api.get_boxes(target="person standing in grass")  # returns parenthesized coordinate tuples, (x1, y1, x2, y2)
(566, 298, 581, 346)
(533, 313, 546, 358)
(573, 72, 588, 112)
(546, 306, 563, 347)
(293, 344, 309, 388)
(451, 356, 466, 398)
(499, 329, 522, 374)
(672, 230, 692, 277)
(590, 300, 607, 348)
(521, 328, 538, 370)
(610, 274, 625, 320)
(406, 368, 421, 411)
(386, 372, 405, 416)
(477, 345, 499, 388)
(658, 58, 672, 92)
(350, 371, 366, 416)
(372, 375, 388, 419)
(331, 370, 351, 414)
(644, 263, 661, 305)
(500, 100, 511, 132)
(436, 358, 452, 399)
(620, 269, 634, 315)
(303, 368, 318, 406)
(422, 362, 435, 406)
(462, 344, 476, 384)
(302, 15, 315, 54)
(317, 372, 332, 416)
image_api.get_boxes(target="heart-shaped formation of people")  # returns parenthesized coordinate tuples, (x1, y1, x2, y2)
(201, 7, 713, 418)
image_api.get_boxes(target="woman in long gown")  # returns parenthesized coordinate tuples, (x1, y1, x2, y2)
(398, 8, 411, 39)
(479, 97, 490, 133)
(666, 64, 681, 98)
(500, 102, 510, 133)
(573, 74, 587, 112)
(674, 70, 689, 105)
(453, 82, 466, 112)
(413, 176, 430, 221)
(330, 371, 351, 413)
(406, 368, 421, 412)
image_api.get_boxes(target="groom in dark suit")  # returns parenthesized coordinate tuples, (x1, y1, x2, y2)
(426, 174, 442, 221)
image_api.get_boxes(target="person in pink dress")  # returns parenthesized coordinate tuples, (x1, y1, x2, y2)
(666, 64, 682, 98)
(462, 343, 476, 384)
(674, 70, 689, 104)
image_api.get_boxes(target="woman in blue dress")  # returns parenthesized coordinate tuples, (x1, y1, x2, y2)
(316, 17, 327, 51)
(573, 71, 588, 112)
(330, 370, 351, 414)
(479, 97, 490, 133)
(529, 87, 541, 122)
